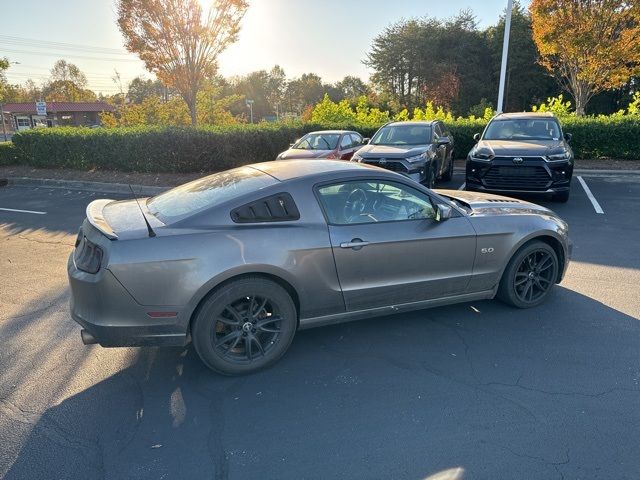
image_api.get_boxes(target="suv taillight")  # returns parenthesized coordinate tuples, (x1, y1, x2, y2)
(74, 236, 103, 273)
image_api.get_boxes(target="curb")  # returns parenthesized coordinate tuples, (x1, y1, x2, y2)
(2, 177, 168, 195)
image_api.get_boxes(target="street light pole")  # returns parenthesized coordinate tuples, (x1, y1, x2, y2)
(497, 0, 514, 113)
(0, 104, 7, 142)
(246, 99, 254, 124)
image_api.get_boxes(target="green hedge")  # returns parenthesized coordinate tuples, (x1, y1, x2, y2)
(0, 142, 21, 166)
(8, 117, 640, 173)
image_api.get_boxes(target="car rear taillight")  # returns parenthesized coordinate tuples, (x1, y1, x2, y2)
(74, 236, 104, 274)
(326, 151, 338, 159)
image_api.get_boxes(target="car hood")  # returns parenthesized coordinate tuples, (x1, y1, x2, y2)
(279, 149, 334, 159)
(357, 144, 429, 158)
(435, 189, 557, 217)
(476, 139, 566, 157)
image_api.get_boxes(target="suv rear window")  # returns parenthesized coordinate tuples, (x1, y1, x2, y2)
(147, 166, 277, 222)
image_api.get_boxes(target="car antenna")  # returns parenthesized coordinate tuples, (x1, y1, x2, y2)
(129, 184, 156, 238)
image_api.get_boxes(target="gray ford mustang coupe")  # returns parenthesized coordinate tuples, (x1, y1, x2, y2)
(68, 160, 571, 375)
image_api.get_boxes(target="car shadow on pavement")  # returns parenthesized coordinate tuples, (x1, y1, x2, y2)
(3, 286, 640, 480)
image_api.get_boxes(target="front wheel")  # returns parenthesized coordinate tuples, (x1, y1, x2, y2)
(422, 164, 436, 189)
(497, 241, 559, 308)
(441, 153, 454, 181)
(192, 277, 297, 375)
(552, 190, 570, 203)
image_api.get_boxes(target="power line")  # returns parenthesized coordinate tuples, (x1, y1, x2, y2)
(1, 48, 141, 63)
(0, 34, 130, 56)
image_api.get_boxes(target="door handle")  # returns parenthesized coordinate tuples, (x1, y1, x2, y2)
(340, 239, 370, 249)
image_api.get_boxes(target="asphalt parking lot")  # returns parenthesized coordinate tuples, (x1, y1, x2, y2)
(1, 172, 639, 480)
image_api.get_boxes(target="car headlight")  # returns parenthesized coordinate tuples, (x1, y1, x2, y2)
(352, 152, 363, 162)
(469, 149, 494, 161)
(406, 153, 427, 163)
(546, 151, 571, 161)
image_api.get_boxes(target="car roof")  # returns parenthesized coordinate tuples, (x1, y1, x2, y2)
(493, 112, 556, 120)
(306, 130, 357, 135)
(385, 120, 437, 126)
(250, 159, 385, 182)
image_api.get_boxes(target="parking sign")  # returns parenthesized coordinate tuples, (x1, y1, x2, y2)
(35, 101, 47, 116)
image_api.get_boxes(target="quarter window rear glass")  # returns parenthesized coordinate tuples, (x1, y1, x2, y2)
(147, 166, 277, 222)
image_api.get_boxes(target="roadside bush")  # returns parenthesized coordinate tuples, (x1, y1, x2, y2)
(0, 142, 22, 166)
(8, 116, 640, 174)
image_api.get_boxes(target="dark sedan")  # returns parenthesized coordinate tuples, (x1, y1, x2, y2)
(466, 112, 574, 202)
(69, 160, 570, 375)
(277, 130, 365, 161)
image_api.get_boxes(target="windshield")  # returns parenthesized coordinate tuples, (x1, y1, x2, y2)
(371, 124, 431, 146)
(147, 166, 277, 222)
(484, 119, 562, 141)
(294, 133, 339, 150)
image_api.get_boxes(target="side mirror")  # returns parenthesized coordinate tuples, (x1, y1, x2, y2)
(435, 204, 453, 222)
(473, 133, 481, 142)
(362, 138, 370, 145)
(437, 136, 450, 145)
(564, 132, 572, 143)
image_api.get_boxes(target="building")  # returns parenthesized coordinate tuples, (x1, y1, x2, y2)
(0, 102, 115, 133)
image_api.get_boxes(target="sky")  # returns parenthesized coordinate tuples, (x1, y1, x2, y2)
(1, 0, 529, 95)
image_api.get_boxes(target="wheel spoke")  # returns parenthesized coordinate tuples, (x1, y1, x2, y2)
(222, 334, 242, 357)
(247, 296, 256, 316)
(252, 336, 265, 356)
(256, 316, 281, 333)
(215, 330, 241, 347)
(252, 297, 268, 318)
(224, 305, 244, 324)
(216, 315, 240, 326)
(515, 274, 529, 286)
(244, 336, 252, 361)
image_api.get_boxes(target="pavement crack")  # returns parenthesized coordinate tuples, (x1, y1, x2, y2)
(15, 234, 74, 247)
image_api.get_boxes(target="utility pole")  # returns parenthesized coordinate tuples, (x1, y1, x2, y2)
(246, 99, 254, 123)
(497, 0, 513, 113)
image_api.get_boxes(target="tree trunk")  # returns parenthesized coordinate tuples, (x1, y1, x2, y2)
(188, 100, 197, 125)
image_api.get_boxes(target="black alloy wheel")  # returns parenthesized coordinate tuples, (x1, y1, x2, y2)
(192, 277, 297, 375)
(498, 241, 559, 308)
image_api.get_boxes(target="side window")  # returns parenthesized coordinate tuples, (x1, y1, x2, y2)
(434, 123, 444, 139)
(231, 192, 300, 223)
(317, 180, 436, 225)
(350, 133, 363, 146)
(340, 135, 352, 150)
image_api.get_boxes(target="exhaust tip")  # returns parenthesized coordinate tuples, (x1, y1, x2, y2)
(80, 329, 98, 345)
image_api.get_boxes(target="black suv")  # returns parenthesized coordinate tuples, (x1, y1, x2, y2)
(351, 120, 454, 188)
(466, 112, 574, 202)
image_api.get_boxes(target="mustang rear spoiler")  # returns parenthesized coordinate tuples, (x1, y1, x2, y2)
(86, 199, 118, 240)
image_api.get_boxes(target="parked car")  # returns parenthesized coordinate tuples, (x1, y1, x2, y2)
(276, 130, 365, 161)
(69, 160, 571, 375)
(351, 120, 454, 188)
(466, 112, 574, 202)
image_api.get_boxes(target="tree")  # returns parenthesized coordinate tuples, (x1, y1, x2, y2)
(335, 76, 369, 102)
(117, 0, 248, 125)
(42, 60, 96, 102)
(0, 58, 8, 102)
(284, 73, 325, 114)
(530, 0, 640, 115)
(127, 77, 171, 103)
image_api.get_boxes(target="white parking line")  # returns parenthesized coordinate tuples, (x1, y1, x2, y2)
(0, 207, 47, 215)
(458, 182, 466, 191)
(577, 176, 604, 214)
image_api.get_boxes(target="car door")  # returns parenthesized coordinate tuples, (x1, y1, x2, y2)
(338, 134, 355, 160)
(316, 179, 477, 311)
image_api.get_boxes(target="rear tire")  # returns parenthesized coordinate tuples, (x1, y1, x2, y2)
(497, 241, 559, 309)
(552, 190, 570, 203)
(192, 277, 297, 375)
(441, 153, 454, 181)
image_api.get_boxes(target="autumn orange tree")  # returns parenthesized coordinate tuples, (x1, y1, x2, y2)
(117, 0, 248, 125)
(530, 0, 640, 115)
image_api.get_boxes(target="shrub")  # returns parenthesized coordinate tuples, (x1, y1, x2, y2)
(0, 142, 22, 166)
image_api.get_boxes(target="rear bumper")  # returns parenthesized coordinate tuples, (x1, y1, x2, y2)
(67, 254, 188, 347)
